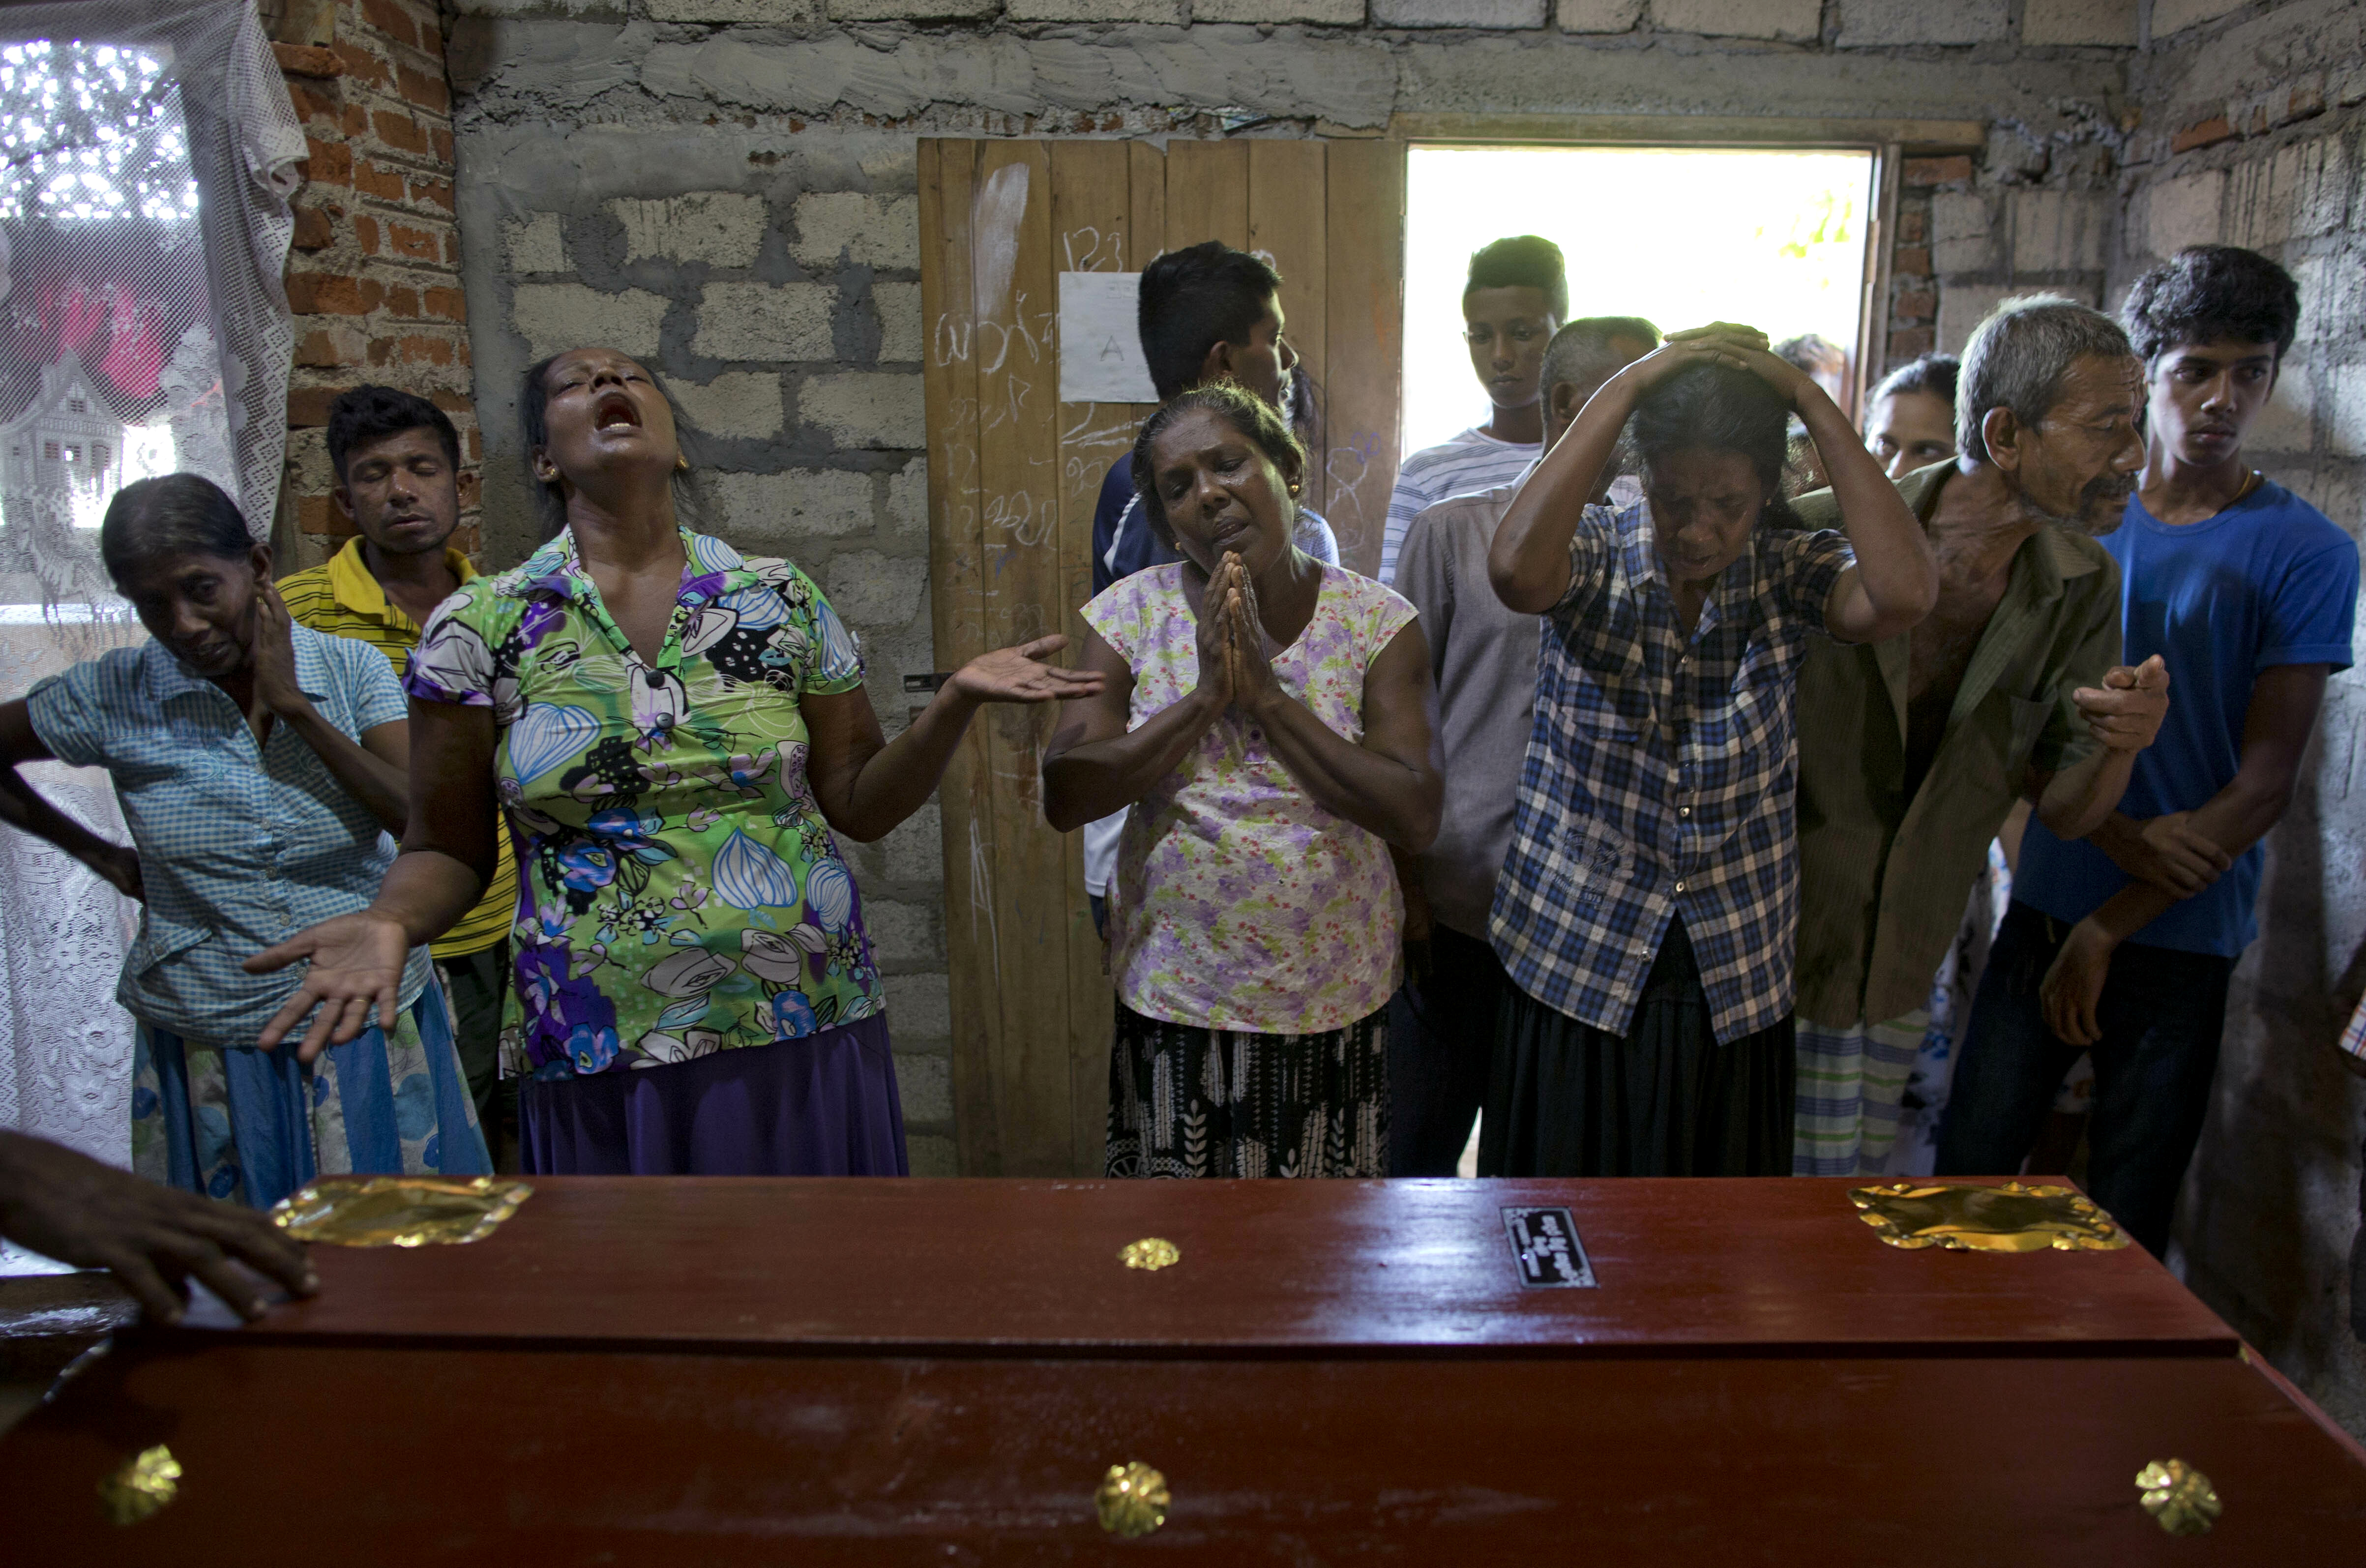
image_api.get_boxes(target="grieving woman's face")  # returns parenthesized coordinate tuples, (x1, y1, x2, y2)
(1644, 447, 1764, 591)
(116, 546, 267, 681)
(1146, 407, 1298, 578)
(532, 347, 680, 491)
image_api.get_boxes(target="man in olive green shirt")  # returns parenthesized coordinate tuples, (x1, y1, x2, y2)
(1790, 296, 2171, 1176)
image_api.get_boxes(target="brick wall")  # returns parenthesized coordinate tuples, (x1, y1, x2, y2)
(266, 0, 473, 572)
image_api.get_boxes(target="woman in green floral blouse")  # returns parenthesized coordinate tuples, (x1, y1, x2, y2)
(250, 347, 1101, 1174)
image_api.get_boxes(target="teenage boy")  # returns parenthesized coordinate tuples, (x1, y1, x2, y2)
(1385, 317, 1655, 1175)
(278, 387, 521, 1159)
(1082, 241, 1339, 929)
(1940, 248, 2358, 1257)
(1380, 238, 1609, 585)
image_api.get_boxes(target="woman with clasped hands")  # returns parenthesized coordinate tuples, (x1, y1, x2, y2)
(247, 346, 1100, 1177)
(1044, 384, 1444, 1179)
(1482, 324, 1938, 1179)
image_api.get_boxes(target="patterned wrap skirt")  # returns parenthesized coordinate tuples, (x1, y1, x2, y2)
(1106, 1001, 1389, 1179)
(131, 982, 492, 1210)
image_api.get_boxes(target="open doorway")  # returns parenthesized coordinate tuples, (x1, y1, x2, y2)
(1401, 144, 1879, 460)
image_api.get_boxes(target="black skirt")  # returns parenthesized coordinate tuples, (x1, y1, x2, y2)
(1479, 918, 1794, 1177)
(1106, 1001, 1388, 1179)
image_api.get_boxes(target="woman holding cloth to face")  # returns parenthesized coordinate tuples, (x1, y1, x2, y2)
(1045, 384, 1444, 1180)
(1484, 324, 1938, 1178)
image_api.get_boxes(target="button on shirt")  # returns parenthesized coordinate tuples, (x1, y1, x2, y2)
(1490, 501, 1856, 1044)
(25, 625, 430, 1042)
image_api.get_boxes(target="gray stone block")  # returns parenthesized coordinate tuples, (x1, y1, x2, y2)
(885, 971, 951, 1039)
(1374, 0, 1545, 27)
(1194, 0, 1365, 21)
(1648, 0, 1819, 40)
(707, 468, 876, 544)
(873, 281, 923, 364)
(693, 282, 837, 362)
(512, 283, 670, 359)
(799, 372, 926, 449)
(1557, 0, 1642, 31)
(790, 192, 922, 271)
(2019, 0, 2138, 46)
(1836, 0, 2008, 47)
(504, 212, 567, 275)
(610, 193, 769, 269)
(672, 371, 787, 442)
(824, 549, 931, 628)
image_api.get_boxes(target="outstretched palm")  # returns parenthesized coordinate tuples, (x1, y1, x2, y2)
(243, 912, 411, 1062)
(949, 635, 1107, 704)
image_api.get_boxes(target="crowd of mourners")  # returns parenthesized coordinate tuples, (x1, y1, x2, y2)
(0, 230, 2359, 1338)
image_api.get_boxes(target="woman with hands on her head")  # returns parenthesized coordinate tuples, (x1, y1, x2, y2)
(247, 346, 1099, 1178)
(0, 474, 488, 1208)
(1483, 324, 1938, 1179)
(1044, 384, 1444, 1179)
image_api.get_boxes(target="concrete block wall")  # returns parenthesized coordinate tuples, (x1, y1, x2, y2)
(444, 1, 2142, 1177)
(2116, 0, 2366, 1440)
(265, 0, 477, 569)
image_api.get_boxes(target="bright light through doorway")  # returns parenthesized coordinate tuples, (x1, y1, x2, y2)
(1401, 145, 1876, 458)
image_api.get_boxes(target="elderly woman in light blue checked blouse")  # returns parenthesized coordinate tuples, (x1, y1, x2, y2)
(0, 474, 488, 1209)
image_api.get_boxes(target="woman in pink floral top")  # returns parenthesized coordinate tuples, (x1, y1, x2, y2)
(1046, 385, 1444, 1178)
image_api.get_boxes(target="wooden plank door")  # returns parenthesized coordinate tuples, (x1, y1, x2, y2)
(920, 136, 1403, 1176)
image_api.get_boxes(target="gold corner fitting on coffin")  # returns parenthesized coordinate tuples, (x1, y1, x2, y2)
(269, 1175, 534, 1246)
(1846, 1181, 2131, 1252)
(1119, 1236, 1180, 1271)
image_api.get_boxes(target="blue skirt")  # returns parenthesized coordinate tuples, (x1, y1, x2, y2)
(131, 982, 493, 1210)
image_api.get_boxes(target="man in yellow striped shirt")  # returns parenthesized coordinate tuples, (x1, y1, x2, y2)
(278, 387, 520, 1162)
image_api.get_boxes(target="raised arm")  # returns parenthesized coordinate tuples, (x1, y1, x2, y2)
(0, 698, 142, 900)
(803, 636, 1105, 844)
(1488, 346, 1653, 614)
(1043, 620, 1230, 831)
(251, 584, 410, 835)
(2030, 654, 2171, 841)
(244, 697, 501, 1060)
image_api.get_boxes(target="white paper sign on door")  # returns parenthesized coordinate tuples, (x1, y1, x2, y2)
(1057, 271, 1157, 404)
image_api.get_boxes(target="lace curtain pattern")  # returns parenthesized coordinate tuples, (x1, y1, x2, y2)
(0, 1, 301, 1166)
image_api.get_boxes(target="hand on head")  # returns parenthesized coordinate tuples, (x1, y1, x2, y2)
(0, 1130, 317, 1324)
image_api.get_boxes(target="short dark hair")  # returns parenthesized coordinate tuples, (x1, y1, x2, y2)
(1540, 316, 1662, 401)
(1870, 353, 1960, 409)
(1137, 242, 1283, 402)
(99, 473, 252, 587)
(1627, 363, 1800, 529)
(520, 350, 701, 541)
(325, 385, 461, 485)
(1128, 382, 1307, 552)
(1775, 333, 1847, 377)
(2121, 244, 2301, 365)
(1464, 235, 1567, 322)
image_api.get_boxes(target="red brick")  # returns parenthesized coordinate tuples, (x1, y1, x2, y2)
(371, 110, 431, 158)
(286, 272, 382, 316)
(287, 82, 341, 124)
(430, 389, 472, 413)
(384, 285, 421, 318)
(272, 42, 343, 79)
(1887, 326, 1934, 361)
(1891, 245, 1930, 277)
(352, 158, 406, 202)
(1902, 155, 1973, 187)
(294, 328, 363, 369)
(1896, 210, 1926, 244)
(287, 386, 354, 426)
(2282, 82, 2326, 124)
(291, 206, 335, 251)
(466, 429, 482, 462)
(329, 42, 392, 92)
(388, 221, 444, 262)
(354, 213, 382, 255)
(410, 177, 455, 213)
(397, 334, 456, 367)
(2171, 115, 2235, 153)
(295, 494, 338, 536)
(1892, 289, 1936, 323)
(396, 64, 450, 116)
(303, 137, 352, 186)
(359, 0, 420, 50)
(431, 125, 454, 164)
(443, 231, 460, 266)
(424, 286, 468, 323)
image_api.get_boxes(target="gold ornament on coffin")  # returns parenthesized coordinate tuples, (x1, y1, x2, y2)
(1847, 1181, 2131, 1252)
(2136, 1459, 2221, 1535)
(1095, 1461, 1170, 1538)
(1119, 1237, 1180, 1272)
(99, 1445, 181, 1526)
(270, 1176, 534, 1247)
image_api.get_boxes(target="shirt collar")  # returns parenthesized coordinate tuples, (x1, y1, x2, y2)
(142, 620, 333, 708)
(326, 536, 480, 630)
(501, 525, 751, 605)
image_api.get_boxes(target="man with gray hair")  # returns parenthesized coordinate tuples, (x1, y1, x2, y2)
(1384, 315, 1656, 1175)
(1789, 295, 2170, 1177)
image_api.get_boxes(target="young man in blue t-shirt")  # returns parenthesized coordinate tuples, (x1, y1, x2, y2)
(1940, 246, 2359, 1255)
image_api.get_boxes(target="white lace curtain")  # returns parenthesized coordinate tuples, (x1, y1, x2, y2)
(0, 0, 302, 1166)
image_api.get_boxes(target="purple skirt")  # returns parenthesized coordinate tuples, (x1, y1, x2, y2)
(519, 1014, 909, 1176)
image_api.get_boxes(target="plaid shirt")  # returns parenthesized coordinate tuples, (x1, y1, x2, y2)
(2341, 994, 2366, 1064)
(1489, 501, 1856, 1044)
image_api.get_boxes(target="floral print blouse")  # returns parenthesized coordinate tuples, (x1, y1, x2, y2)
(1084, 561, 1419, 1035)
(406, 526, 884, 1079)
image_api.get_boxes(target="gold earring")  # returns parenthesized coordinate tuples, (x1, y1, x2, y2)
(676, 454, 690, 473)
